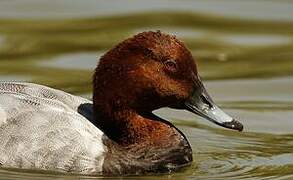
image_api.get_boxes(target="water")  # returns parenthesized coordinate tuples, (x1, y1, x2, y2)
(1, 0, 293, 21)
(0, 75, 32, 82)
(134, 28, 293, 46)
(39, 52, 103, 70)
(154, 76, 293, 179)
(0, 0, 293, 179)
(0, 35, 4, 47)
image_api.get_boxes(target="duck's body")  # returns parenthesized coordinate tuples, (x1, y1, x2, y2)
(0, 82, 192, 174)
(0, 31, 242, 175)
(0, 82, 105, 174)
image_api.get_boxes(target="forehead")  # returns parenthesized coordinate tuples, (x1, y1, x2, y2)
(136, 32, 192, 61)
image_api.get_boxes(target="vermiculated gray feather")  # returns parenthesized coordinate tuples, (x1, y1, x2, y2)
(0, 82, 105, 174)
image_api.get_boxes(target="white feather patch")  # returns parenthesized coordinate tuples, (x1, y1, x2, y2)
(0, 82, 106, 174)
(0, 106, 7, 126)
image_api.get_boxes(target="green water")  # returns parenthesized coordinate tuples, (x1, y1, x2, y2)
(0, 0, 292, 179)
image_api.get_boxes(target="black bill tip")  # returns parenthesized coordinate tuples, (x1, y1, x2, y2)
(222, 119, 243, 132)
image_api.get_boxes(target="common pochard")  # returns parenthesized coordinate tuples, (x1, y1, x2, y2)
(0, 31, 243, 175)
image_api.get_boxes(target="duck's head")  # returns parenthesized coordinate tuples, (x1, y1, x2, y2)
(93, 31, 243, 139)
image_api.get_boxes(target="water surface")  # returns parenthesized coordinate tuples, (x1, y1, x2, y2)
(39, 52, 103, 70)
(0, 0, 292, 179)
(0, 75, 32, 82)
(1, 0, 293, 21)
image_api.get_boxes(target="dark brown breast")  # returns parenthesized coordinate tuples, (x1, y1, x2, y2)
(101, 126, 193, 175)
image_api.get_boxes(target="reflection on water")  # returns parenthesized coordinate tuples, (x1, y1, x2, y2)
(1, 0, 293, 21)
(205, 77, 293, 102)
(135, 28, 292, 46)
(39, 52, 103, 70)
(0, 75, 32, 82)
(0, 0, 293, 179)
(219, 34, 292, 46)
(0, 35, 4, 46)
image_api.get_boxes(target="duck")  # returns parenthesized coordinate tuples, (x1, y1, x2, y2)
(0, 31, 243, 175)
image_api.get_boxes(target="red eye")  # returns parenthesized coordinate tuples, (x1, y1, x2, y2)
(164, 59, 177, 72)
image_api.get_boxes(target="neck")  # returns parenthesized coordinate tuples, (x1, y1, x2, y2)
(94, 106, 175, 146)
(93, 99, 194, 174)
(98, 107, 194, 174)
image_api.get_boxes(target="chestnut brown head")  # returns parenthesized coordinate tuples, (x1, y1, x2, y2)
(93, 31, 243, 132)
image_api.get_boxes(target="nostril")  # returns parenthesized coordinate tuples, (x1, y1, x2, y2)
(200, 95, 213, 109)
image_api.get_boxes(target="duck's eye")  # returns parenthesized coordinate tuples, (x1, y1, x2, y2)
(164, 59, 177, 72)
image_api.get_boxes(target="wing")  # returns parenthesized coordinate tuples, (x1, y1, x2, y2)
(0, 82, 106, 174)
